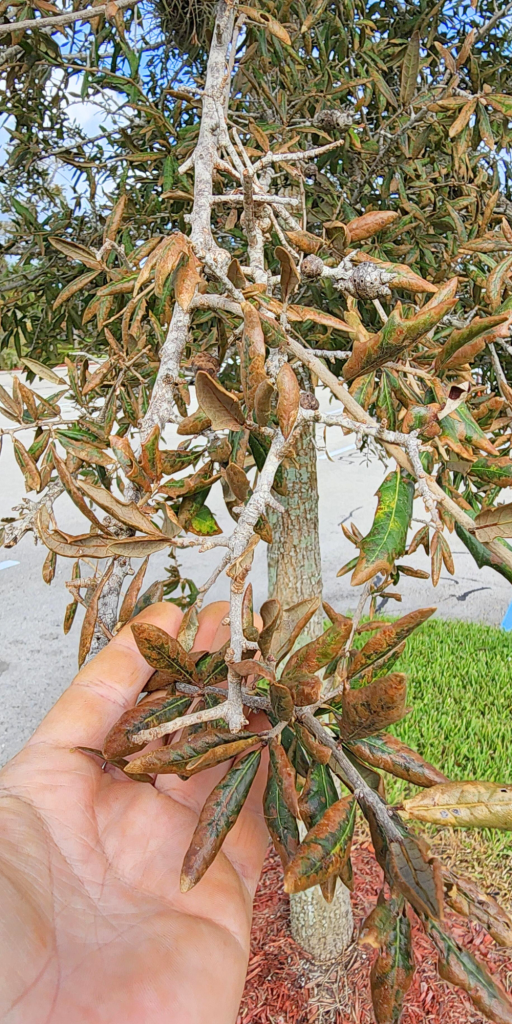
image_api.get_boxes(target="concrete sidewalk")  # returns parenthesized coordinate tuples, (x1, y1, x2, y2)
(1, 369, 510, 764)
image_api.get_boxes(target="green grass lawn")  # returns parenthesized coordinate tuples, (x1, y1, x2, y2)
(378, 617, 512, 858)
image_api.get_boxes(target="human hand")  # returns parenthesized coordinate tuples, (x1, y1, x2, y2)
(0, 600, 269, 1024)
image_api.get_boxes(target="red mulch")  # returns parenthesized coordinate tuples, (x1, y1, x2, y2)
(238, 837, 512, 1024)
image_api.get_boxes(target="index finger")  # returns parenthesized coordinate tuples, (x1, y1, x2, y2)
(28, 601, 183, 750)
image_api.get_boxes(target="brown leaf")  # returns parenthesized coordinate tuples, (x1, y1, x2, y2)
(430, 531, 443, 586)
(195, 371, 245, 430)
(131, 622, 198, 684)
(282, 672, 322, 707)
(77, 479, 165, 538)
(175, 253, 203, 310)
(346, 210, 399, 243)
(36, 507, 112, 560)
(82, 359, 113, 396)
(254, 379, 275, 426)
(258, 598, 282, 658)
(474, 502, 512, 542)
(403, 780, 512, 829)
(443, 869, 512, 947)
(294, 722, 332, 765)
(275, 246, 300, 303)
(13, 438, 41, 492)
(285, 229, 322, 254)
(239, 302, 267, 409)
(346, 733, 448, 789)
(104, 693, 193, 758)
(118, 557, 149, 624)
(155, 233, 189, 296)
(227, 257, 248, 290)
(284, 796, 356, 893)
(276, 362, 300, 439)
(53, 453, 108, 533)
(274, 596, 321, 664)
(348, 608, 436, 680)
(270, 681, 295, 722)
(78, 564, 113, 668)
(339, 673, 409, 741)
(42, 549, 57, 585)
(224, 462, 250, 502)
(268, 738, 300, 818)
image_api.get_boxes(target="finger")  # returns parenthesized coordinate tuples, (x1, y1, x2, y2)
(193, 601, 230, 653)
(28, 601, 183, 750)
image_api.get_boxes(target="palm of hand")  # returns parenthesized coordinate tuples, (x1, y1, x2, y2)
(0, 602, 268, 1024)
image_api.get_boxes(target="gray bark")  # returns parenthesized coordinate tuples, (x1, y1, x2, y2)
(267, 422, 323, 638)
(267, 423, 354, 960)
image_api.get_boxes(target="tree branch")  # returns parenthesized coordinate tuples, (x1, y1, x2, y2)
(0, 0, 139, 37)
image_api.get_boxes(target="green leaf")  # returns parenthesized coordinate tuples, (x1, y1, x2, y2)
(427, 919, 512, 1023)
(298, 763, 339, 831)
(268, 737, 300, 817)
(189, 504, 222, 536)
(454, 519, 512, 585)
(131, 622, 198, 684)
(471, 457, 512, 489)
(180, 749, 262, 890)
(264, 757, 300, 869)
(351, 471, 414, 586)
(400, 31, 420, 105)
(370, 905, 415, 1024)
(284, 796, 356, 893)
(194, 643, 229, 687)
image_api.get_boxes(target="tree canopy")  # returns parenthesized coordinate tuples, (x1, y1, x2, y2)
(3, 2, 512, 1021)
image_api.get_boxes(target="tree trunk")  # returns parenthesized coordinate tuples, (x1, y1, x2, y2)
(267, 422, 323, 639)
(289, 879, 354, 961)
(267, 421, 354, 960)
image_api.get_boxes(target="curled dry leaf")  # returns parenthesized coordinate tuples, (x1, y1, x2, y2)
(239, 302, 267, 410)
(338, 673, 410, 741)
(195, 371, 245, 430)
(276, 362, 300, 439)
(258, 598, 282, 658)
(443, 869, 512, 947)
(13, 438, 40, 493)
(180, 749, 262, 891)
(275, 245, 300, 303)
(118, 557, 149, 624)
(403, 780, 512, 829)
(285, 228, 322, 254)
(78, 563, 114, 668)
(282, 672, 322, 707)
